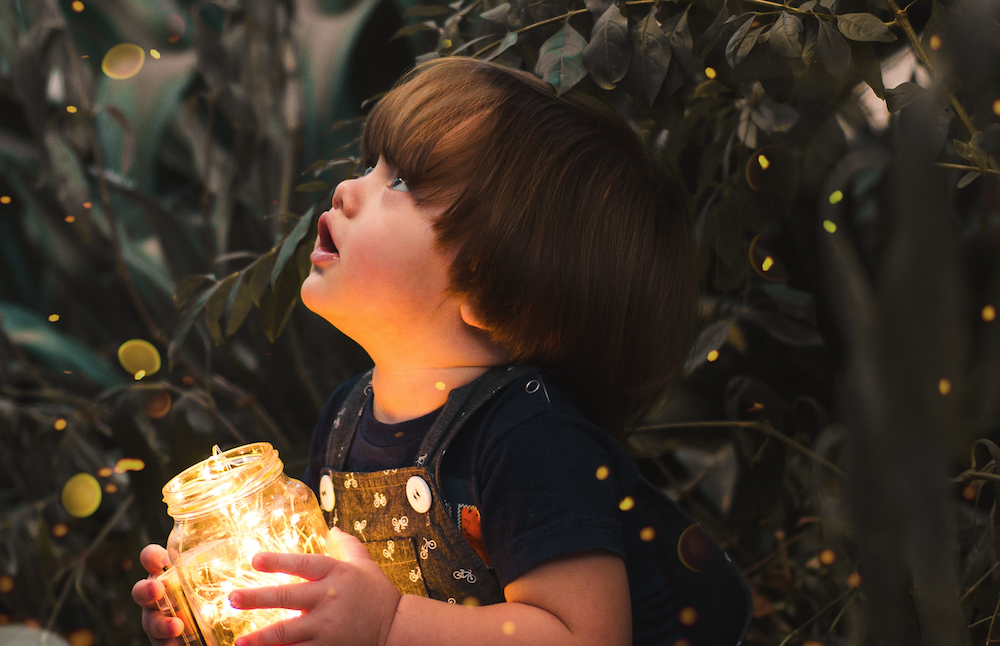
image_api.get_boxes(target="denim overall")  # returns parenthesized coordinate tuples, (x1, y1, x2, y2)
(315, 366, 529, 605)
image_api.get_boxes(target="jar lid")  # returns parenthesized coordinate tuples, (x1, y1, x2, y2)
(162, 443, 284, 518)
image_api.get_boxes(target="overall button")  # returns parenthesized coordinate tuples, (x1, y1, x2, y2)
(319, 474, 335, 512)
(406, 476, 433, 513)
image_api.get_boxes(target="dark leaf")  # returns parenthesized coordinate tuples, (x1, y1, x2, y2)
(664, 7, 693, 94)
(883, 82, 924, 112)
(259, 257, 303, 344)
(769, 12, 804, 57)
(42, 132, 90, 225)
(174, 275, 216, 308)
(248, 249, 279, 307)
(168, 280, 227, 369)
(745, 310, 824, 346)
(725, 16, 756, 68)
(850, 41, 885, 98)
(101, 105, 136, 177)
(480, 3, 510, 22)
(485, 32, 518, 61)
(225, 270, 255, 337)
(837, 12, 896, 42)
(799, 0, 817, 11)
(204, 272, 239, 346)
(801, 22, 818, 66)
(736, 25, 766, 67)
(697, 1, 730, 53)
(759, 283, 817, 323)
(534, 23, 588, 95)
(586, 0, 612, 16)
(583, 4, 631, 90)
(271, 206, 318, 287)
(294, 181, 330, 192)
(626, 7, 672, 106)
(403, 5, 454, 16)
(684, 318, 734, 374)
(816, 18, 851, 77)
(390, 22, 440, 40)
(957, 171, 981, 189)
(752, 96, 799, 134)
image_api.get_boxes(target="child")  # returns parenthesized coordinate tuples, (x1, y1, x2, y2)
(133, 57, 700, 646)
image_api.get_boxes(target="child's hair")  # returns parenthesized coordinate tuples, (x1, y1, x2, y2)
(362, 57, 696, 438)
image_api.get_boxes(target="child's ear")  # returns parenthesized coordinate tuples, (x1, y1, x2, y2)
(460, 301, 490, 331)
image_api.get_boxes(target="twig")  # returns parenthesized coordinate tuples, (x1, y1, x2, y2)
(827, 590, 858, 634)
(987, 588, 1000, 645)
(46, 494, 134, 629)
(961, 560, 1000, 603)
(630, 420, 845, 476)
(742, 532, 805, 576)
(777, 588, 855, 646)
(953, 470, 1000, 486)
(935, 162, 1000, 177)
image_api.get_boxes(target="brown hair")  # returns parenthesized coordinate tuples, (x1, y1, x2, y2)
(362, 57, 696, 438)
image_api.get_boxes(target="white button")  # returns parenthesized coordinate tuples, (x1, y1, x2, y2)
(406, 476, 432, 513)
(319, 474, 335, 512)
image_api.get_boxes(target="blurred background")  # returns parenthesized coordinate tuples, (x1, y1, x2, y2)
(0, 0, 999, 644)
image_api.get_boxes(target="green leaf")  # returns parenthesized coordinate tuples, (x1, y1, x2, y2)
(684, 318, 734, 375)
(0, 301, 125, 388)
(725, 16, 756, 68)
(664, 7, 693, 95)
(42, 131, 90, 224)
(836, 13, 896, 42)
(768, 12, 803, 57)
(204, 272, 239, 346)
(403, 4, 454, 16)
(627, 7, 671, 106)
(816, 19, 851, 77)
(168, 280, 227, 369)
(480, 3, 510, 22)
(295, 181, 331, 192)
(583, 4, 631, 90)
(271, 206, 318, 288)
(259, 257, 303, 344)
(534, 23, 588, 95)
(224, 269, 255, 337)
(100, 104, 136, 177)
(485, 32, 519, 61)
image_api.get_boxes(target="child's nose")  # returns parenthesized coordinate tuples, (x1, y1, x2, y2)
(330, 179, 357, 217)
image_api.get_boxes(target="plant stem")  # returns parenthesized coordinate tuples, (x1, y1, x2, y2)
(953, 469, 1000, 485)
(777, 588, 855, 646)
(960, 560, 1000, 602)
(936, 162, 1000, 176)
(630, 420, 845, 475)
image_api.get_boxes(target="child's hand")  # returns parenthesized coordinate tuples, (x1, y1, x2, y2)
(131, 544, 184, 646)
(230, 527, 401, 646)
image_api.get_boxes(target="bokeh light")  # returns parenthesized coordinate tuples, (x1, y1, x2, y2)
(96, 467, 112, 477)
(117, 339, 161, 377)
(994, 99, 1000, 117)
(462, 596, 480, 606)
(823, 220, 837, 233)
(749, 235, 789, 281)
(104, 482, 118, 494)
(54, 418, 67, 431)
(435, 381, 446, 390)
(761, 256, 775, 272)
(819, 548, 835, 565)
(65, 215, 76, 223)
(962, 484, 978, 501)
(134, 369, 146, 381)
(114, 458, 145, 473)
(619, 496, 634, 511)
(48, 314, 60, 322)
(595, 465, 609, 480)
(61, 473, 102, 518)
(678, 606, 698, 626)
(121, 557, 134, 571)
(66, 106, 77, 113)
(145, 391, 172, 419)
(639, 526, 656, 542)
(678, 524, 714, 573)
(707, 349, 719, 362)
(829, 190, 843, 204)
(101, 43, 145, 80)
(167, 14, 186, 42)
(82, 202, 92, 209)
(747, 402, 764, 412)
(929, 34, 942, 51)
(0, 575, 14, 593)
(71, 0, 84, 11)
(847, 572, 862, 587)
(501, 621, 515, 636)
(150, 49, 161, 59)
(68, 628, 95, 646)
(938, 378, 952, 396)
(51, 523, 69, 537)
(757, 154, 770, 170)
(982, 305, 995, 322)
(0, 196, 10, 204)
(704, 67, 716, 79)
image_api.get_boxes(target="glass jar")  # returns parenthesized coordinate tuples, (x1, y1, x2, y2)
(156, 443, 328, 646)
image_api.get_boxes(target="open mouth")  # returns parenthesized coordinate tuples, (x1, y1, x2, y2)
(317, 216, 338, 254)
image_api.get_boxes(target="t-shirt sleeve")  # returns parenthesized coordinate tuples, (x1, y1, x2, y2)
(476, 412, 638, 588)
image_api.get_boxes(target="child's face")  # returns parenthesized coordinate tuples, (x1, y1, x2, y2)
(300, 157, 456, 353)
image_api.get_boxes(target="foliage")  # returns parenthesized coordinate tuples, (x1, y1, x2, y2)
(0, 0, 999, 643)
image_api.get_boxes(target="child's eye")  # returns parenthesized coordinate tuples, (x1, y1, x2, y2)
(362, 166, 375, 177)
(389, 177, 410, 193)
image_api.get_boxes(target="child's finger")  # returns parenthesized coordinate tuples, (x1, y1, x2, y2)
(233, 617, 308, 646)
(132, 577, 165, 608)
(325, 526, 370, 563)
(139, 544, 171, 575)
(142, 608, 184, 640)
(229, 582, 315, 611)
(250, 552, 334, 580)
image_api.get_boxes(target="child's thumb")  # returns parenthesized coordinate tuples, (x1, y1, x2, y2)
(325, 526, 370, 562)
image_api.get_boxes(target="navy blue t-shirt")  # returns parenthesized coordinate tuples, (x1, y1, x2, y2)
(304, 370, 684, 645)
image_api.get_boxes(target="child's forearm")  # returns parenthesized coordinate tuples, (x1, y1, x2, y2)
(384, 595, 609, 646)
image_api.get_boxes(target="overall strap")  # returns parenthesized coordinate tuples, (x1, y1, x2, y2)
(323, 369, 374, 471)
(417, 365, 531, 485)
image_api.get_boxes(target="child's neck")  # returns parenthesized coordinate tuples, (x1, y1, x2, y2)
(369, 365, 497, 424)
